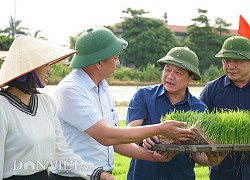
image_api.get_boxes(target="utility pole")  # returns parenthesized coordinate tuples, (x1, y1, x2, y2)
(14, 0, 17, 37)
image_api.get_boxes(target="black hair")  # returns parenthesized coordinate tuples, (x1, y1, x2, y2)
(7, 73, 40, 95)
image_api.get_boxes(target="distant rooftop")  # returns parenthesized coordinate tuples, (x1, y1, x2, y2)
(112, 23, 238, 42)
(167, 25, 238, 36)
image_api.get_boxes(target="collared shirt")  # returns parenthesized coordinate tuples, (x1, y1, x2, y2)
(200, 75, 250, 180)
(126, 84, 207, 180)
(0, 92, 94, 179)
(53, 69, 118, 172)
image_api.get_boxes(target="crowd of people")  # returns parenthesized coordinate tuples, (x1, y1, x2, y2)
(0, 26, 249, 180)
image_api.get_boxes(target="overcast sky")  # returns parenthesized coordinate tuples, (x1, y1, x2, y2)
(1, 0, 249, 46)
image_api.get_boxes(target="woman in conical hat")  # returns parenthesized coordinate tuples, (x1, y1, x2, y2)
(0, 35, 113, 180)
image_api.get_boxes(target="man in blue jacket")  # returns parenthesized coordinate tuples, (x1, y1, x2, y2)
(126, 47, 220, 180)
(200, 35, 250, 180)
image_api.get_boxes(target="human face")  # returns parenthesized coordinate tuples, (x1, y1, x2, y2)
(162, 64, 193, 95)
(34, 64, 51, 87)
(100, 53, 120, 78)
(222, 59, 250, 87)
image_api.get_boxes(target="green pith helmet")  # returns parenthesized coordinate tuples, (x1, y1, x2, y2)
(157, 47, 201, 80)
(70, 27, 128, 68)
(215, 35, 250, 60)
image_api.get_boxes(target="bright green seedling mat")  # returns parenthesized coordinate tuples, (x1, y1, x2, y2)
(154, 110, 250, 152)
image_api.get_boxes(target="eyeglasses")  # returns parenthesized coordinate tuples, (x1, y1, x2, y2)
(217, 50, 250, 60)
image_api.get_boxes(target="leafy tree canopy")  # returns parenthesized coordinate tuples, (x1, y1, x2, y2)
(0, 16, 46, 50)
(119, 8, 180, 68)
(0, 35, 13, 50)
(184, 9, 232, 73)
(1, 16, 29, 38)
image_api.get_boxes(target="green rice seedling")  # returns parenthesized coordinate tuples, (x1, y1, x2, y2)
(162, 109, 250, 145)
(161, 110, 202, 127)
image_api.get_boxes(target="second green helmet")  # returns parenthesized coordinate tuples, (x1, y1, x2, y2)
(157, 47, 201, 80)
(215, 35, 250, 60)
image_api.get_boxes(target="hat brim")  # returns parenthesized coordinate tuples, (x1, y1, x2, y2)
(157, 59, 201, 80)
(0, 35, 76, 87)
(215, 51, 250, 60)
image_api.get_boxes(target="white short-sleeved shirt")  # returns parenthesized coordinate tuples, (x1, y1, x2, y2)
(0, 92, 95, 179)
(53, 69, 119, 172)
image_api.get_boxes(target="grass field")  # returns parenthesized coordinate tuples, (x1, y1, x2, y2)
(112, 120, 210, 180)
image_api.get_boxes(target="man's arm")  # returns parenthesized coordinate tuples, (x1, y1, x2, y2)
(114, 143, 175, 162)
(85, 118, 195, 146)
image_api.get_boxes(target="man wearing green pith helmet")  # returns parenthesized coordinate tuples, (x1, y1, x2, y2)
(200, 35, 250, 180)
(49, 27, 196, 180)
(126, 47, 227, 180)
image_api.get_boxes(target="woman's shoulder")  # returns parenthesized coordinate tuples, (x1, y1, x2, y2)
(0, 91, 13, 107)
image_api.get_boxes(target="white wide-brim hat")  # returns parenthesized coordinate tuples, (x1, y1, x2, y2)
(0, 35, 76, 87)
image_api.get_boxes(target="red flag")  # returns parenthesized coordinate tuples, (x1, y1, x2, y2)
(238, 15, 250, 40)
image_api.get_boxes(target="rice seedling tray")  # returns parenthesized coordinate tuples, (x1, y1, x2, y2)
(153, 144, 250, 152)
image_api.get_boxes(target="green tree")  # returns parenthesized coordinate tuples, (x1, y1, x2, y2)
(202, 64, 224, 82)
(214, 17, 232, 36)
(69, 32, 81, 50)
(32, 30, 47, 40)
(119, 8, 180, 68)
(140, 63, 162, 82)
(184, 9, 231, 74)
(1, 16, 29, 38)
(0, 16, 46, 40)
(0, 35, 13, 50)
(49, 63, 73, 84)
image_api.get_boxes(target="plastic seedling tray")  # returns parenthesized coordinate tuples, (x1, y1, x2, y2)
(153, 144, 250, 152)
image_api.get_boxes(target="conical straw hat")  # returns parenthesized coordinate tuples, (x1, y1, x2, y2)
(0, 35, 76, 87)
